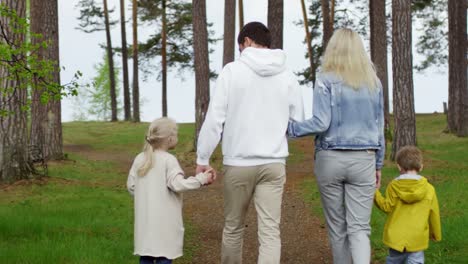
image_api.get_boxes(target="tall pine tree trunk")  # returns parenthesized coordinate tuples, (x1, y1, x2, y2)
(30, 0, 63, 160)
(193, 0, 210, 147)
(330, 0, 335, 30)
(162, 0, 168, 117)
(120, 0, 131, 121)
(448, 0, 468, 136)
(391, 0, 416, 160)
(321, 0, 332, 47)
(103, 0, 118, 121)
(238, 0, 244, 29)
(301, 0, 315, 84)
(132, 0, 140, 122)
(223, 0, 236, 66)
(268, 0, 283, 49)
(370, 0, 390, 143)
(0, 0, 33, 182)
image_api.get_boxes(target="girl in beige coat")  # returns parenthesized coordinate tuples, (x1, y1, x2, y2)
(127, 118, 215, 264)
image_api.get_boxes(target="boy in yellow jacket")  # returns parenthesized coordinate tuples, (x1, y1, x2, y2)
(375, 146, 441, 264)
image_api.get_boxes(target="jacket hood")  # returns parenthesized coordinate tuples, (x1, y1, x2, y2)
(239, 47, 287, 77)
(391, 177, 429, 204)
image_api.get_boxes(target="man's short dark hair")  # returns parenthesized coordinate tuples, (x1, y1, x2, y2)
(237, 22, 271, 48)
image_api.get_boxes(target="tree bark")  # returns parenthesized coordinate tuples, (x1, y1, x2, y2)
(120, 0, 131, 121)
(301, 0, 315, 84)
(162, 0, 168, 117)
(448, 0, 468, 136)
(103, 0, 118, 121)
(330, 0, 335, 30)
(223, 0, 236, 66)
(193, 0, 210, 147)
(268, 0, 283, 49)
(132, 0, 140, 122)
(238, 0, 244, 30)
(30, 0, 63, 160)
(0, 0, 33, 182)
(370, 0, 390, 144)
(321, 0, 332, 47)
(391, 0, 416, 160)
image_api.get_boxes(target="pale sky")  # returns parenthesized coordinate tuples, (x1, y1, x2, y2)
(58, 0, 448, 123)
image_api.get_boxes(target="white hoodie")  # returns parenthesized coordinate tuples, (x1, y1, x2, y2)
(196, 47, 305, 166)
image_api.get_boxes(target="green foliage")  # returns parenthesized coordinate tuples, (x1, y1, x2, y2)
(0, 4, 81, 117)
(137, 0, 218, 80)
(413, 0, 447, 72)
(296, 0, 367, 86)
(88, 53, 121, 120)
(300, 114, 468, 263)
(298, 0, 449, 76)
(295, 0, 323, 85)
(75, 0, 118, 33)
(412, 0, 435, 12)
(73, 53, 121, 121)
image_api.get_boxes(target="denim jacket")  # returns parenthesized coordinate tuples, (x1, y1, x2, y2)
(288, 72, 385, 169)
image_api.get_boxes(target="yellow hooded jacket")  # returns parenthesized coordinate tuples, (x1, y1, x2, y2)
(375, 176, 442, 252)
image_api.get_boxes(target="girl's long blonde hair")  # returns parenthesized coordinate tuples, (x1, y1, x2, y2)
(137, 117, 178, 176)
(321, 28, 379, 89)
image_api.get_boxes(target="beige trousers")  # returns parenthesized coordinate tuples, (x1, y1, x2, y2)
(221, 163, 286, 264)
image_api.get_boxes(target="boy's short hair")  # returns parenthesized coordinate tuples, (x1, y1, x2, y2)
(237, 22, 271, 48)
(396, 146, 423, 172)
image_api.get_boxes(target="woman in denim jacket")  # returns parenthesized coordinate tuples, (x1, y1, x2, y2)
(288, 28, 385, 264)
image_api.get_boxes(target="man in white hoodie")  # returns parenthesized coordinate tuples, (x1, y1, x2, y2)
(196, 22, 305, 264)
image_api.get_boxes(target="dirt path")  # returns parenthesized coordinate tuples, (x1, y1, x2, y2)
(63, 138, 332, 263)
(182, 138, 332, 263)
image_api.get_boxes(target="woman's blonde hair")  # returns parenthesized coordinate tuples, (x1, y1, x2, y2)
(321, 28, 379, 90)
(137, 117, 178, 176)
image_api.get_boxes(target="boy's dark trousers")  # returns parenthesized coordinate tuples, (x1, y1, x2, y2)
(386, 248, 424, 264)
(140, 256, 172, 264)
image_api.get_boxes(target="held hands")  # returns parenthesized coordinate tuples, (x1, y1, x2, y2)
(197, 165, 217, 185)
(204, 168, 216, 185)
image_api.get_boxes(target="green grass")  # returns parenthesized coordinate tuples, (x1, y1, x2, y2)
(61, 122, 196, 155)
(299, 114, 468, 263)
(0, 122, 201, 264)
(0, 183, 134, 263)
(2, 115, 467, 263)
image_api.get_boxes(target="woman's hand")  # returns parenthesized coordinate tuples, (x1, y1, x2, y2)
(375, 170, 382, 189)
(287, 120, 296, 138)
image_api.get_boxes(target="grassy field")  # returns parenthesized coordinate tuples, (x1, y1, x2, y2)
(301, 114, 468, 263)
(1, 114, 467, 263)
(0, 122, 201, 264)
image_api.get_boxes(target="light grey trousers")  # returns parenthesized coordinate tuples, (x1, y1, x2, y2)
(221, 163, 286, 264)
(314, 150, 376, 264)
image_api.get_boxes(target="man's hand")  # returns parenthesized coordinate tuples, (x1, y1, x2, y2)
(196, 164, 210, 174)
(197, 164, 217, 181)
(204, 168, 216, 185)
(376, 170, 382, 189)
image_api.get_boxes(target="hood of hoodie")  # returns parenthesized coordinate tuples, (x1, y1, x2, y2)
(239, 47, 287, 77)
(391, 177, 429, 204)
